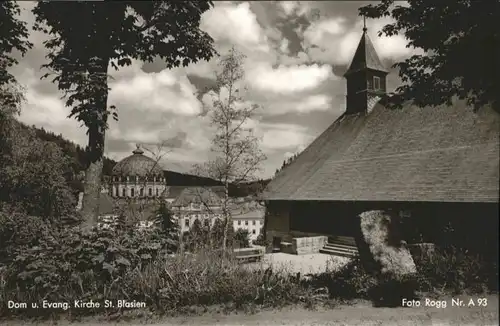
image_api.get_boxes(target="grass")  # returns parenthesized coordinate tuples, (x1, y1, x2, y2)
(122, 248, 312, 311)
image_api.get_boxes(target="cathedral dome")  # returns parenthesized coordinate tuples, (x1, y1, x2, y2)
(112, 145, 164, 178)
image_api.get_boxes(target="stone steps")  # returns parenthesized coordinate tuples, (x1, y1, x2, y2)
(328, 236, 356, 246)
(324, 243, 357, 251)
(320, 241, 359, 258)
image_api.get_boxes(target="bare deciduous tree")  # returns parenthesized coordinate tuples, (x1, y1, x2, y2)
(193, 47, 266, 251)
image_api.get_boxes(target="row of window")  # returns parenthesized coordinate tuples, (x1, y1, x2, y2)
(185, 218, 211, 228)
(174, 205, 221, 211)
(112, 176, 166, 182)
(182, 218, 261, 228)
(182, 218, 260, 235)
(175, 213, 213, 219)
(114, 187, 160, 197)
(235, 220, 259, 226)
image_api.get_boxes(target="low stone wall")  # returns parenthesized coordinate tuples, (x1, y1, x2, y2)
(292, 236, 328, 255)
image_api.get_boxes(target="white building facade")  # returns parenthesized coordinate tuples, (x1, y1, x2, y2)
(169, 187, 223, 234)
(232, 205, 265, 241)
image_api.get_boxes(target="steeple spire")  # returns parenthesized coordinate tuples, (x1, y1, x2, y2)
(344, 18, 387, 77)
(343, 18, 388, 115)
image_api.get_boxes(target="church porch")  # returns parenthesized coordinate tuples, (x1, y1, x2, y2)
(265, 201, 360, 257)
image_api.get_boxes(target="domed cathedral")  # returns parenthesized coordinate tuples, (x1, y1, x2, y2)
(109, 145, 167, 199)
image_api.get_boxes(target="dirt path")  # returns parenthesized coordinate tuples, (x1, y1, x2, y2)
(4, 295, 498, 326)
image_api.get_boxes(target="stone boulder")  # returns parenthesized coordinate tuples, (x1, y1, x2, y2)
(355, 210, 418, 306)
(356, 210, 417, 276)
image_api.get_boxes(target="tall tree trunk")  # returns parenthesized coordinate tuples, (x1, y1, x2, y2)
(222, 183, 230, 251)
(81, 125, 106, 226)
(81, 57, 109, 227)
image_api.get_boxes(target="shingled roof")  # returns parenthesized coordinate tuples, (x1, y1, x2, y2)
(344, 31, 388, 76)
(171, 187, 222, 207)
(165, 185, 225, 200)
(263, 100, 499, 203)
(164, 186, 189, 199)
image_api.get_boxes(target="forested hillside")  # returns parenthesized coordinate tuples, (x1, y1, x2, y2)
(18, 122, 270, 196)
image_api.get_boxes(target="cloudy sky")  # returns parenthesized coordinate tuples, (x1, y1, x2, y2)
(10, 1, 416, 179)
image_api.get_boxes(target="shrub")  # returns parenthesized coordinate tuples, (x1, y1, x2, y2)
(305, 258, 377, 301)
(412, 245, 498, 295)
(368, 272, 419, 307)
(304, 243, 498, 308)
(0, 206, 55, 266)
(306, 258, 419, 307)
(234, 229, 250, 248)
(0, 225, 169, 317)
(0, 224, 311, 319)
(182, 219, 241, 252)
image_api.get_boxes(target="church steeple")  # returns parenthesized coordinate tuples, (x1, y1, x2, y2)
(344, 18, 388, 114)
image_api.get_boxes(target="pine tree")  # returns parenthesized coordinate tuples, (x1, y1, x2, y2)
(155, 201, 179, 252)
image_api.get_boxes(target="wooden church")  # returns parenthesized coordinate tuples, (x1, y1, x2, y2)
(261, 24, 499, 257)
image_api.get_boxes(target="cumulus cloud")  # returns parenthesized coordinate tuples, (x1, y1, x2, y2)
(301, 16, 417, 66)
(108, 108, 211, 147)
(201, 2, 270, 53)
(184, 59, 216, 80)
(279, 38, 290, 54)
(278, 51, 310, 66)
(256, 94, 333, 116)
(258, 123, 314, 152)
(247, 63, 334, 94)
(303, 17, 347, 44)
(186, 2, 280, 80)
(12, 1, 414, 179)
(277, 1, 309, 18)
(279, 1, 299, 16)
(109, 61, 202, 117)
(11, 61, 85, 147)
(284, 143, 306, 160)
(292, 94, 331, 113)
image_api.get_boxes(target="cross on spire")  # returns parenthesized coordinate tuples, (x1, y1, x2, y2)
(363, 15, 367, 33)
